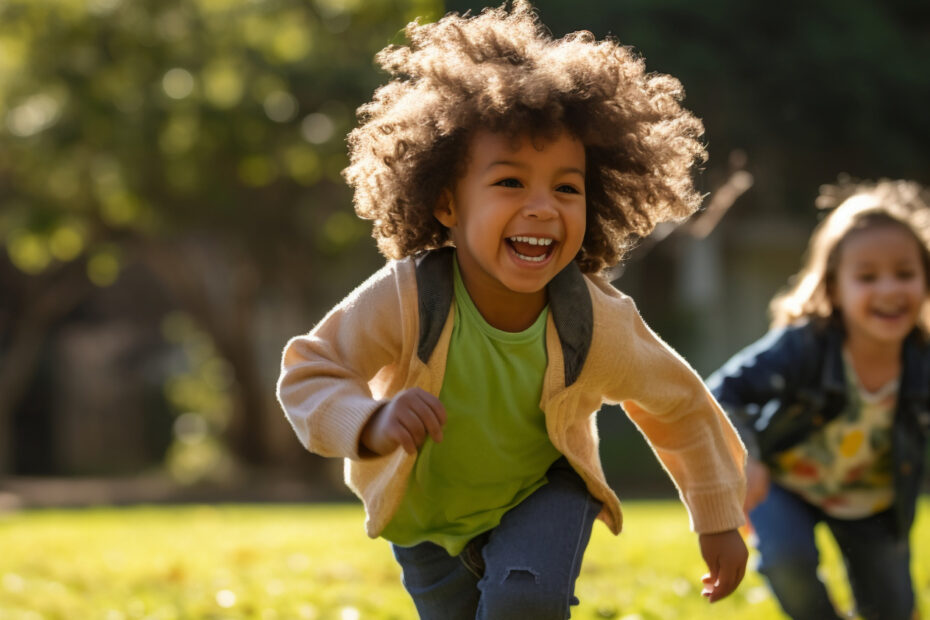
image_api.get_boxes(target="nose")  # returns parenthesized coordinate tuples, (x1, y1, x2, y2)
(522, 191, 557, 219)
(876, 274, 906, 296)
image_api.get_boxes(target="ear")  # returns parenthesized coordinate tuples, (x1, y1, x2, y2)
(433, 189, 457, 228)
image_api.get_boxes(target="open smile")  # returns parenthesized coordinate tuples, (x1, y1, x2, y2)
(871, 308, 908, 320)
(506, 236, 556, 264)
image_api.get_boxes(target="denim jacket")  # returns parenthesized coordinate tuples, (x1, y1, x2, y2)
(707, 320, 930, 537)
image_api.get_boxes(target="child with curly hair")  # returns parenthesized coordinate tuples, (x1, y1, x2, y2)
(278, 2, 748, 617)
(708, 179, 930, 620)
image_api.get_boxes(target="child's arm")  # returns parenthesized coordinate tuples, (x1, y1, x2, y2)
(603, 306, 747, 534)
(706, 326, 805, 511)
(595, 292, 748, 599)
(277, 262, 421, 459)
(743, 455, 771, 513)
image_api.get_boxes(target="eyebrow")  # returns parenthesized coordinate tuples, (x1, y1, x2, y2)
(851, 258, 919, 269)
(485, 160, 585, 177)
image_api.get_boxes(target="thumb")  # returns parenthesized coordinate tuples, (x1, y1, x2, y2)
(701, 555, 719, 595)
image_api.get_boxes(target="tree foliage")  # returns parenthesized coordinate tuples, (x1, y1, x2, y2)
(0, 0, 441, 473)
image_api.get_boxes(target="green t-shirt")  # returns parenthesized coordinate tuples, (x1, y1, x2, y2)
(381, 258, 561, 555)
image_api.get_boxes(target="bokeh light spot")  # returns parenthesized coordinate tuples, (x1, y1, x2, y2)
(203, 61, 244, 109)
(263, 90, 298, 123)
(215, 589, 236, 608)
(270, 22, 312, 62)
(339, 607, 360, 620)
(87, 249, 121, 287)
(301, 113, 334, 144)
(163, 68, 195, 100)
(49, 226, 85, 262)
(283, 145, 321, 185)
(7, 231, 51, 275)
(6, 94, 62, 137)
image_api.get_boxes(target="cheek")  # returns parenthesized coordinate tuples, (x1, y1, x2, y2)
(835, 282, 869, 309)
(566, 206, 587, 242)
(911, 282, 929, 303)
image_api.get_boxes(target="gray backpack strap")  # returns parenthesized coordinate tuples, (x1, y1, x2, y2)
(547, 261, 593, 387)
(415, 248, 455, 363)
(415, 248, 593, 386)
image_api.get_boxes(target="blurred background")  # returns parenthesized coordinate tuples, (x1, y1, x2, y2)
(1, 0, 928, 507)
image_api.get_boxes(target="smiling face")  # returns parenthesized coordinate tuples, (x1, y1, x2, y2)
(434, 129, 587, 330)
(830, 223, 928, 350)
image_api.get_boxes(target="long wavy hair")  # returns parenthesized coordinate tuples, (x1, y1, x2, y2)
(343, 0, 707, 273)
(770, 178, 930, 333)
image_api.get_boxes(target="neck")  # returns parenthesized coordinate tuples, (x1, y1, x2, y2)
(843, 333, 903, 391)
(459, 272, 547, 332)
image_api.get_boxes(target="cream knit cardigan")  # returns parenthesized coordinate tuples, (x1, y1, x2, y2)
(278, 255, 746, 539)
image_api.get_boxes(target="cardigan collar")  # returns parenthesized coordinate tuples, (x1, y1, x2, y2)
(414, 247, 593, 387)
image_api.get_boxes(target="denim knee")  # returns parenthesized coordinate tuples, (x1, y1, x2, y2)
(477, 566, 571, 620)
(756, 554, 841, 620)
(755, 538, 820, 576)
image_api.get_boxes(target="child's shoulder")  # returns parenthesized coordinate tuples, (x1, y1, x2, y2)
(336, 255, 419, 314)
(582, 275, 665, 356)
(761, 319, 837, 354)
(584, 274, 645, 323)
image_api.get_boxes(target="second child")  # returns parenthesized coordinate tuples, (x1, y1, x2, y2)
(708, 179, 930, 620)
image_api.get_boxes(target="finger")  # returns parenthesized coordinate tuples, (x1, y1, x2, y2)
(708, 565, 739, 602)
(701, 555, 720, 598)
(397, 407, 429, 447)
(413, 391, 447, 442)
(381, 404, 419, 454)
(705, 554, 720, 582)
(414, 389, 447, 425)
(391, 425, 418, 454)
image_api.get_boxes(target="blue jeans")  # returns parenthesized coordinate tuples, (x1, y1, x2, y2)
(391, 457, 602, 620)
(749, 483, 914, 620)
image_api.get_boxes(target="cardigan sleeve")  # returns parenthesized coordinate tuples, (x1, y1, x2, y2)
(597, 292, 747, 533)
(276, 260, 415, 460)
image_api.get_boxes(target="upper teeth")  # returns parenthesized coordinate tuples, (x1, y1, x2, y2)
(510, 236, 553, 246)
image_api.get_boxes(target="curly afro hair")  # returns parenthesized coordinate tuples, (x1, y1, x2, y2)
(343, 0, 707, 273)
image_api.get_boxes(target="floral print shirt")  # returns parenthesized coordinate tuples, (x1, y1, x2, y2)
(771, 351, 897, 518)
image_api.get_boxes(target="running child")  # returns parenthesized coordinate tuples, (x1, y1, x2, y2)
(279, 2, 748, 617)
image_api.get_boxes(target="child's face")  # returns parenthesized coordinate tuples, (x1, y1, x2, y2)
(831, 224, 927, 348)
(434, 129, 586, 324)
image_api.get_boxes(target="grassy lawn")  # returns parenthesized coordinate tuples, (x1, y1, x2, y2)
(1, 499, 927, 619)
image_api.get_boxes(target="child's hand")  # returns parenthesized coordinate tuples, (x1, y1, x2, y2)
(698, 529, 748, 603)
(744, 457, 771, 513)
(360, 388, 447, 456)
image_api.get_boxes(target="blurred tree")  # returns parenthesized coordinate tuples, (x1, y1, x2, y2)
(0, 0, 441, 474)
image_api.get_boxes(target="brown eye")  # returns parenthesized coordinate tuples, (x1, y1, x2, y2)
(495, 178, 521, 188)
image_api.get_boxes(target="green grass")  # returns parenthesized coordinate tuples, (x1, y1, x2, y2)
(0, 500, 927, 619)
